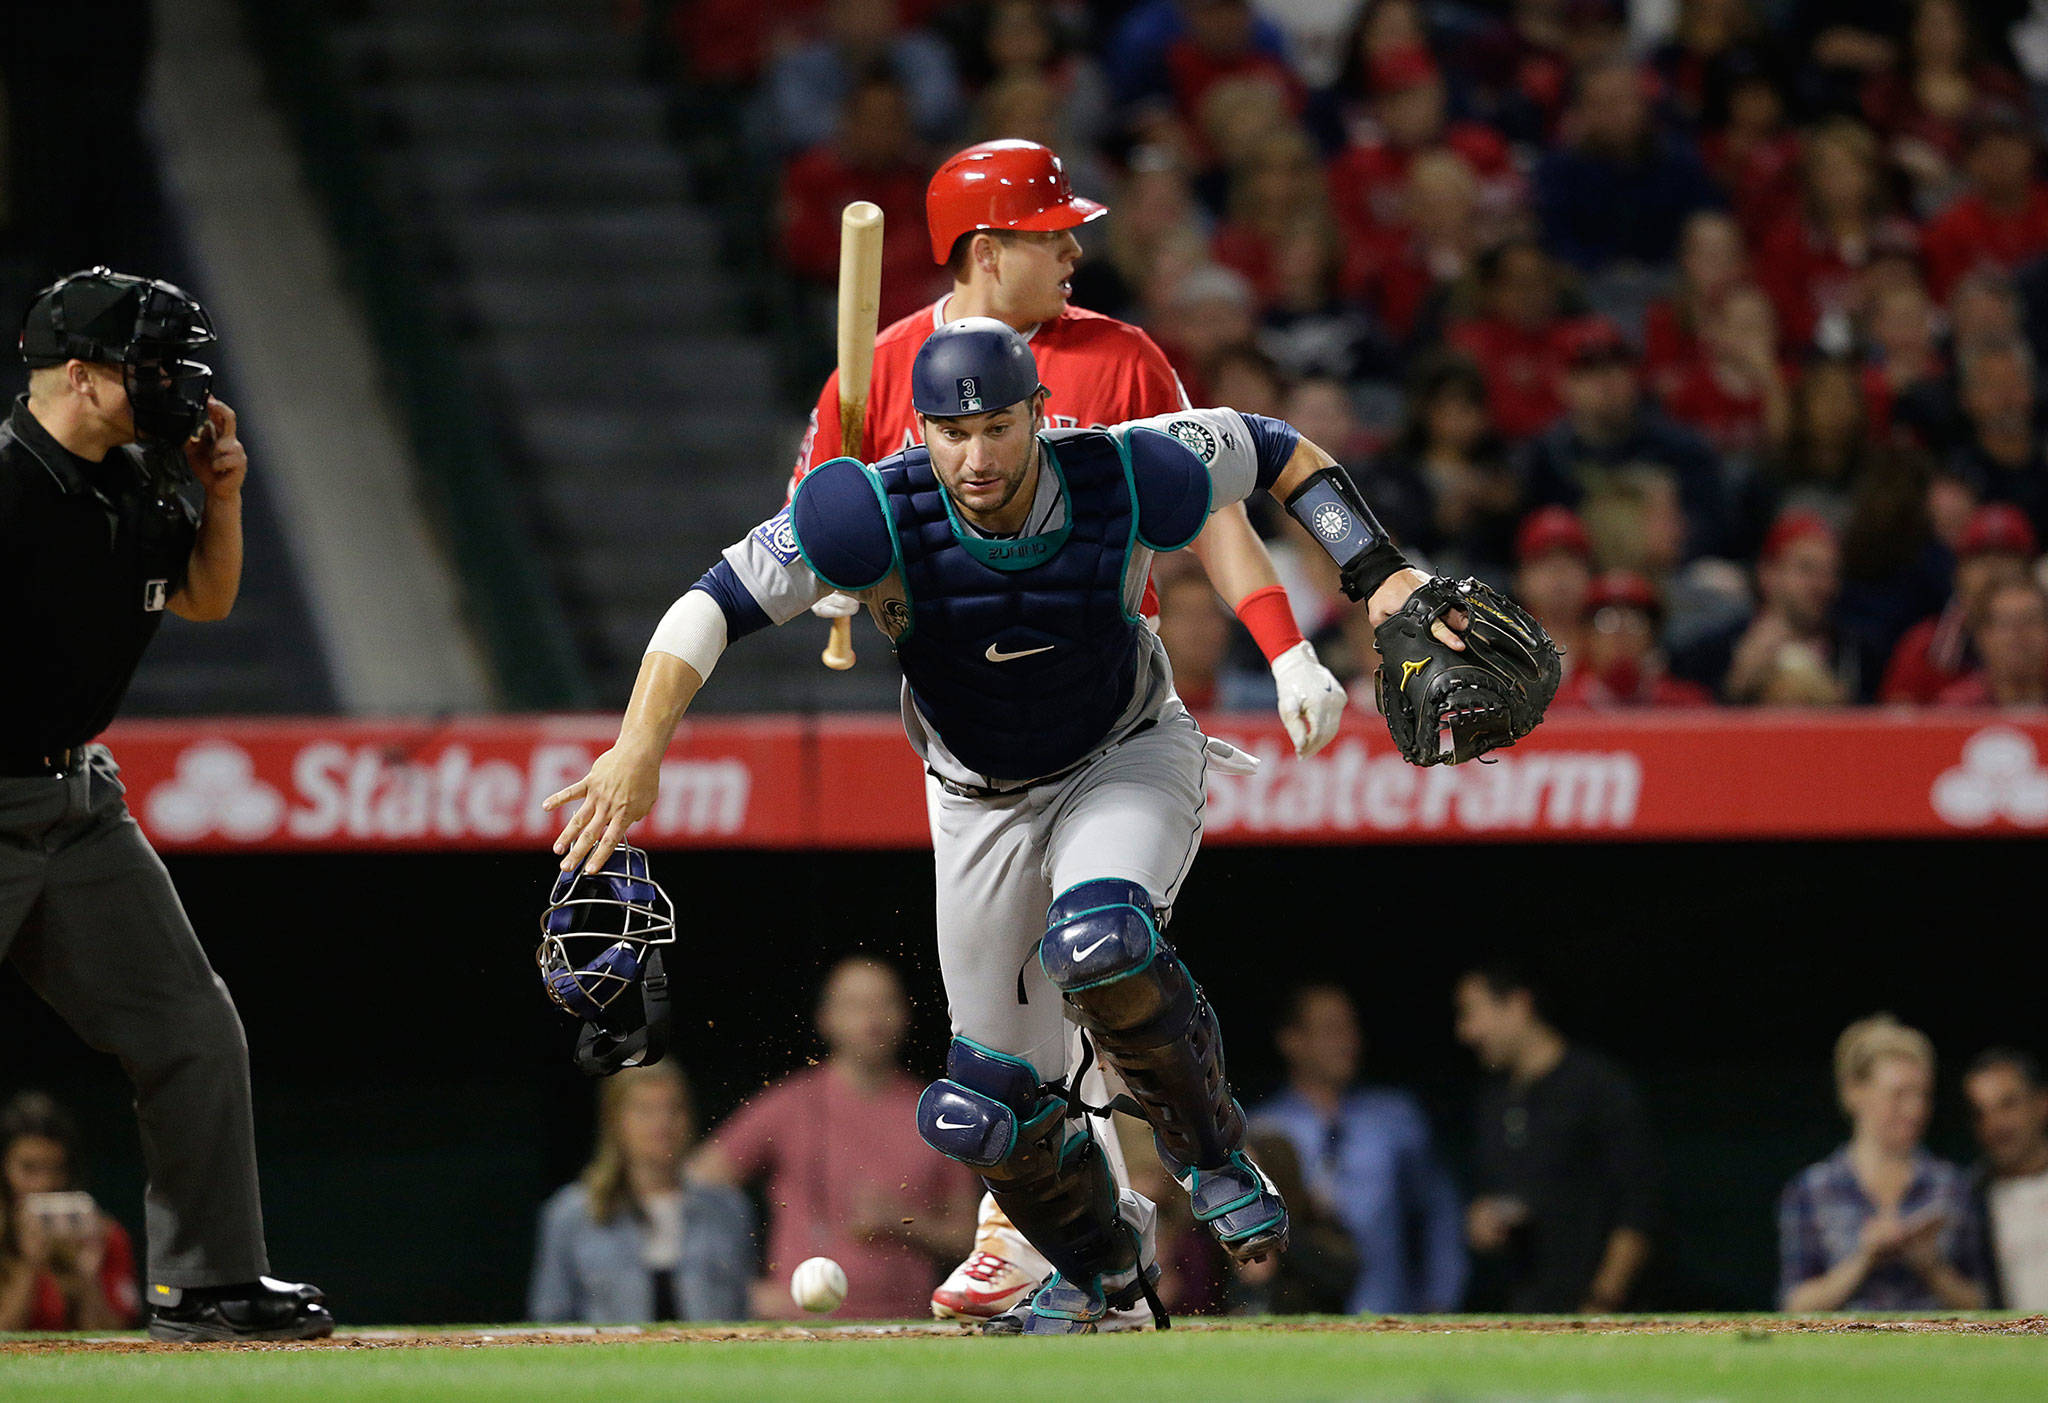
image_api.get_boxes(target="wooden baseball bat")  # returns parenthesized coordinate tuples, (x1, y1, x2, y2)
(822, 201, 883, 671)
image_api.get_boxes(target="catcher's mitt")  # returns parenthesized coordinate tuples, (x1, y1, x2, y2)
(1375, 576, 1562, 766)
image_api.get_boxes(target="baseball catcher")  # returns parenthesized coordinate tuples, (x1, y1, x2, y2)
(540, 319, 1552, 1333)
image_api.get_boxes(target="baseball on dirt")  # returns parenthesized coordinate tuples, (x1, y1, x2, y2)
(790, 1256, 848, 1313)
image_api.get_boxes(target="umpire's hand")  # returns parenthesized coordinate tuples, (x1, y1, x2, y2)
(545, 745, 662, 874)
(184, 398, 246, 500)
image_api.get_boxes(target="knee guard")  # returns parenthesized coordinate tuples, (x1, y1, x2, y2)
(918, 1038, 1134, 1287)
(1038, 879, 1244, 1171)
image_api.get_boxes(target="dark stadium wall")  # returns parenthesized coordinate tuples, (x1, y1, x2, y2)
(1, 841, 2035, 1323)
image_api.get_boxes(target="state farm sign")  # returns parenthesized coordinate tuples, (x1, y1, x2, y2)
(1202, 735, 1642, 836)
(94, 711, 2048, 851)
(140, 740, 751, 845)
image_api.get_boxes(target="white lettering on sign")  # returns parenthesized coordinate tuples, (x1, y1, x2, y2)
(1203, 737, 1642, 834)
(129, 740, 756, 843)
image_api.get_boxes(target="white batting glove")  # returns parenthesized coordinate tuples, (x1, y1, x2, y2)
(809, 592, 860, 619)
(1271, 639, 1346, 757)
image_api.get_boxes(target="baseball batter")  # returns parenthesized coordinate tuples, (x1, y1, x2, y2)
(793, 139, 1348, 1317)
(546, 318, 1463, 1333)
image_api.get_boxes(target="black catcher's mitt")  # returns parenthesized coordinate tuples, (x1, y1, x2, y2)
(1375, 576, 1562, 766)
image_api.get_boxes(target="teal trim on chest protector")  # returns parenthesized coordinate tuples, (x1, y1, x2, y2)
(940, 437, 1075, 572)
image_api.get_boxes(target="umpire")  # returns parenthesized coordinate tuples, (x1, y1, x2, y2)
(0, 268, 331, 1341)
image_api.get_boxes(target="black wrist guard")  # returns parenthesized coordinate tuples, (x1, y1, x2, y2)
(1284, 468, 1409, 601)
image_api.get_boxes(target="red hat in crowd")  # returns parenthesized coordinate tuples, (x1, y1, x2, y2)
(1587, 570, 1660, 616)
(1563, 317, 1636, 369)
(1760, 509, 1837, 564)
(1370, 45, 1440, 94)
(1959, 503, 2039, 558)
(926, 140, 1108, 263)
(1515, 506, 1592, 563)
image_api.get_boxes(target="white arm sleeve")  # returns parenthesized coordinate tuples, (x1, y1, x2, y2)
(646, 589, 729, 683)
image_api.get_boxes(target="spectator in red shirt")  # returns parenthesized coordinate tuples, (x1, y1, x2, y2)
(1165, 0, 1306, 130)
(1326, 44, 1519, 241)
(1211, 125, 1335, 308)
(1922, 105, 2048, 302)
(1552, 570, 1714, 708)
(0, 1092, 139, 1332)
(1884, 504, 2039, 701)
(691, 958, 977, 1319)
(1660, 282, 1792, 455)
(778, 73, 945, 327)
(1673, 510, 1886, 702)
(1147, 262, 1260, 405)
(1702, 63, 1804, 246)
(1861, 0, 2029, 210)
(1447, 237, 1582, 440)
(1645, 210, 1751, 400)
(1755, 117, 1918, 352)
(1354, 150, 1489, 345)
(1512, 505, 1595, 672)
(1939, 578, 2048, 704)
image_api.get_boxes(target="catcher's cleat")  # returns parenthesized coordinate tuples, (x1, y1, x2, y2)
(1167, 1148, 1290, 1264)
(147, 1276, 334, 1343)
(932, 1249, 1038, 1321)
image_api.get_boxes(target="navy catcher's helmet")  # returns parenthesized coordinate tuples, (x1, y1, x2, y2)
(19, 267, 217, 443)
(536, 845, 676, 1076)
(911, 316, 1044, 419)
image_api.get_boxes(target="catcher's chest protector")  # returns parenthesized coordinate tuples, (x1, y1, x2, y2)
(877, 436, 1143, 781)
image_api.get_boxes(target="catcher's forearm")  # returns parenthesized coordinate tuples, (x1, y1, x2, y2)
(1267, 439, 1410, 602)
(615, 650, 706, 762)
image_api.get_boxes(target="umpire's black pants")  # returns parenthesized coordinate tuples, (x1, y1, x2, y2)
(0, 745, 268, 1288)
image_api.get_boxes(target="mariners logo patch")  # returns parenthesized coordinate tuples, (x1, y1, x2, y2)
(751, 508, 802, 564)
(1166, 418, 1218, 462)
(1311, 502, 1353, 544)
(957, 377, 982, 412)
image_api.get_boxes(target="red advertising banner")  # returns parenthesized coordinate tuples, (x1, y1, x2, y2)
(97, 710, 2048, 852)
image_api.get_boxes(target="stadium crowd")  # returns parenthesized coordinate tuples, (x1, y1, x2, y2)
(671, 0, 2048, 709)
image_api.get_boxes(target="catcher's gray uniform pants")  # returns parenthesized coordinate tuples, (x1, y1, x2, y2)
(929, 705, 1207, 1087)
(0, 746, 268, 1288)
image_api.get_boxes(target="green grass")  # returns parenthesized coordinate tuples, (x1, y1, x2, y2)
(3, 1320, 2043, 1403)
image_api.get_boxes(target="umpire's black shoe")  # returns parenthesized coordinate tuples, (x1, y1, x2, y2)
(147, 1276, 335, 1342)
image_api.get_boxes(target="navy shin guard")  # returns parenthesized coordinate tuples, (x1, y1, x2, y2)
(1037, 879, 1244, 1170)
(918, 1038, 1134, 1287)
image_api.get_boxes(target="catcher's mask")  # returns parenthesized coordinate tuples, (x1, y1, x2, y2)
(536, 845, 675, 1076)
(20, 267, 217, 444)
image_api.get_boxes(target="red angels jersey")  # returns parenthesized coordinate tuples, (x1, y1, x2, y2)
(789, 297, 1192, 489)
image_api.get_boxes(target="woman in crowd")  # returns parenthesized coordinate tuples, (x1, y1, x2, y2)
(529, 1063, 753, 1323)
(0, 1092, 138, 1332)
(1779, 1015, 1987, 1312)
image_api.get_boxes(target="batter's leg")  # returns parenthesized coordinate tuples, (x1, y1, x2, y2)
(8, 757, 269, 1288)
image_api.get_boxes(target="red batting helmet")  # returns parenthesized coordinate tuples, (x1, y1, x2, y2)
(926, 139, 1108, 264)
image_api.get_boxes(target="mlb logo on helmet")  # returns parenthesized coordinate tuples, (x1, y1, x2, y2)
(958, 376, 981, 412)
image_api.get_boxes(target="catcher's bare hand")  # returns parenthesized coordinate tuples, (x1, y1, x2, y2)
(1367, 568, 1466, 649)
(544, 745, 662, 874)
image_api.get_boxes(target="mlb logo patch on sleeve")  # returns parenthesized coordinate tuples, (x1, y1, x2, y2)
(751, 508, 803, 565)
(143, 579, 169, 612)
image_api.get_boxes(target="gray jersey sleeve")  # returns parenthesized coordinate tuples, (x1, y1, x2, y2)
(1111, 408, 1260, 510)
(720, 506, 832, 626)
